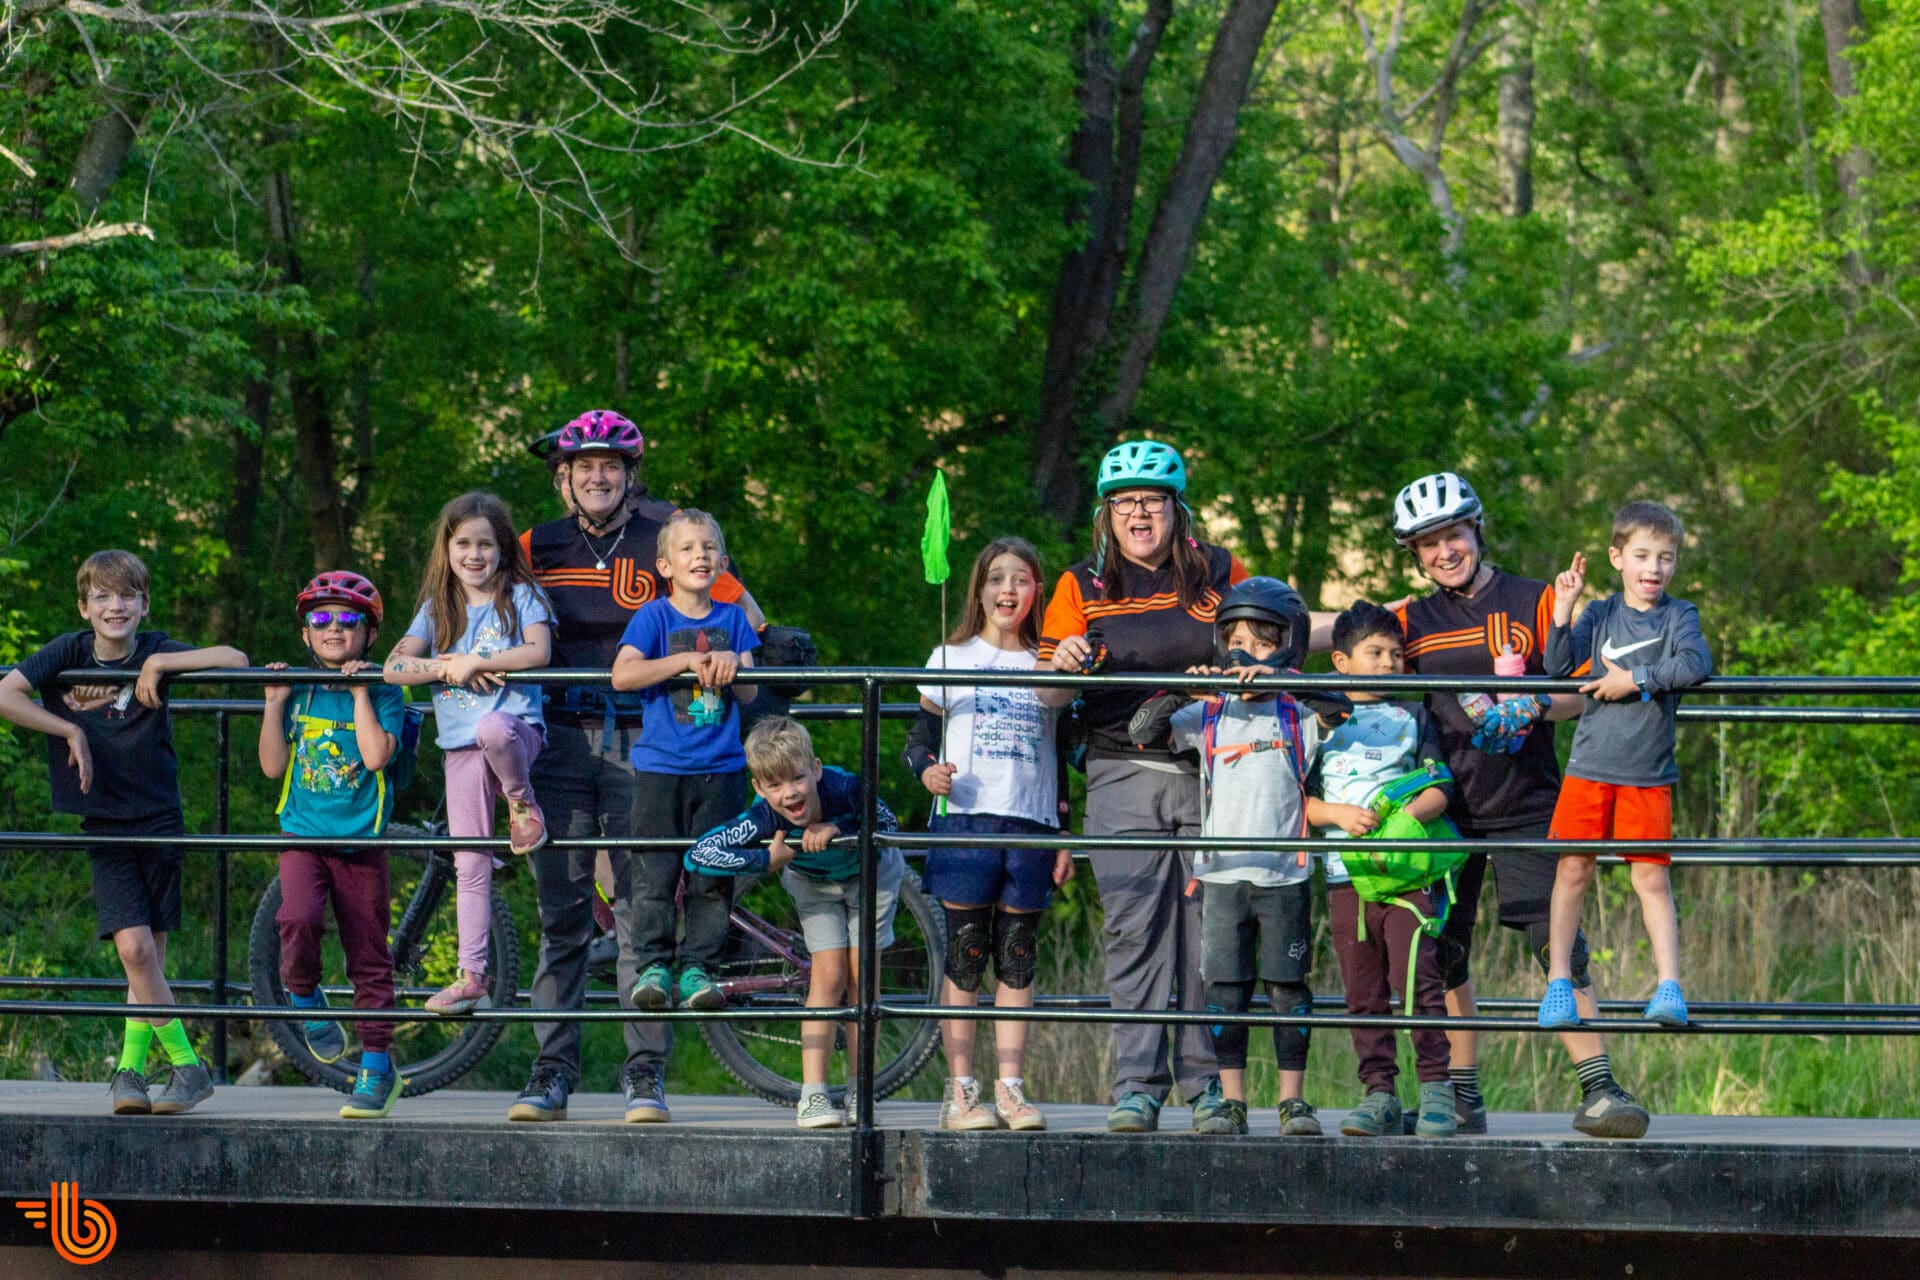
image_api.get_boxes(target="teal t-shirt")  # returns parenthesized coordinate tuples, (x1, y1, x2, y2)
(277, 684, 408, 839)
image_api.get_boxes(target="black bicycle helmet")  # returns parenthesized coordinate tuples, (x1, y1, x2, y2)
(1215, 576, 1311, 670)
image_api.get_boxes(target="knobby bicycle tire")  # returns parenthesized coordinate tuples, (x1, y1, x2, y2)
(246, 825, 522, 1097)
(699, 869, 946, 1105)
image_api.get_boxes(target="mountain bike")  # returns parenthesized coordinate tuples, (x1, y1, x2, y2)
(246, 825, 944, 1103)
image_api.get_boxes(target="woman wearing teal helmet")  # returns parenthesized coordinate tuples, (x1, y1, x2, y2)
(1036, 439, 1251, 1133)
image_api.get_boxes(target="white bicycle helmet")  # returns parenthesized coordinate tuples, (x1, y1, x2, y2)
(1392, 471, 1482, 544)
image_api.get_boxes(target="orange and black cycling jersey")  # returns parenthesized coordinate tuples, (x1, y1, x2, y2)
(1397, 568, 1561, 834)
(1039, 545, 1248, 762)
(522, 495, 744, 722)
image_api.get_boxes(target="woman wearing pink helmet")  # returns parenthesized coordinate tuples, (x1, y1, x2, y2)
(509, 409, 765, 1126)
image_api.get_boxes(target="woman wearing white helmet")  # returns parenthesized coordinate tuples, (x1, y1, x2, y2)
(1391, 471, 1648, 1140)
(1035, 440, 1253, 1135)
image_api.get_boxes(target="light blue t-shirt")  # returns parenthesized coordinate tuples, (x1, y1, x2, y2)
(620, 598, 759, 775)
(404, 581, 551, 749)
(277, 684, 409, 839)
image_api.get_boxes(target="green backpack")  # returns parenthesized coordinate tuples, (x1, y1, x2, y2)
(1338, 760, 1469, 1013)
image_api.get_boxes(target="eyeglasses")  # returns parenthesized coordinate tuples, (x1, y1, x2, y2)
(1107, 494, 1171, 516)
(305, 610, 367, 630)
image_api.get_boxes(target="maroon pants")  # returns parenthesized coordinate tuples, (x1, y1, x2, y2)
(1326, 883, 1450, 1092)
(277, 848, 395, 1053)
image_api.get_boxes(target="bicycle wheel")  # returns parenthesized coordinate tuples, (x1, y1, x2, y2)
(246, 825, 522, 1096)
(699, 867, 945, 1105)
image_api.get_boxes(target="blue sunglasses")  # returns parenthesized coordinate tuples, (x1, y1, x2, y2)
(304, 610, 368, 630)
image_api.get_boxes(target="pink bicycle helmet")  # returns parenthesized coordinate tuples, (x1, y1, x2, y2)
(296, 570, 384, 625)
(553, 410, 643, 462)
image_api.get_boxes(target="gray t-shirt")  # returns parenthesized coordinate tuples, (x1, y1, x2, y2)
(1169, 695, 1325, 887)
(1545, 592, 1711, 787)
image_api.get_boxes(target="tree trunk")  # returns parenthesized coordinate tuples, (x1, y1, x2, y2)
(343, 240, 375, 533)
(1818, 0, 1875, 286)
(1099, 0, 1282, 430)
(1290, 478, 1333, 608)
(266, 169, 349, 572)
(207, 337, 275, 641)
(1494, 9, 1535, 217)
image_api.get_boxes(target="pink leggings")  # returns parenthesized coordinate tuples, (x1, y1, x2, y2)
(443, 712, 542, 974)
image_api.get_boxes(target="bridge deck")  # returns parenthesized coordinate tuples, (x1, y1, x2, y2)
(5, 1082, 1919, 1272)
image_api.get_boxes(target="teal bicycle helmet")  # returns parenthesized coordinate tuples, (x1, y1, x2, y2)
(1097, 440, 1187, 497)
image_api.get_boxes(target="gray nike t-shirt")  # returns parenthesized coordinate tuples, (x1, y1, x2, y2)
(1545, 593, 1712, 787)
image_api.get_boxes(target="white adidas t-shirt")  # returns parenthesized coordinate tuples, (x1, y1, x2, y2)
(917, 638, 1058, 827)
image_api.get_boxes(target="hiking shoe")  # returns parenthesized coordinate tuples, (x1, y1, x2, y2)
(1453, 1086, 1489, 1134)
(507, 1066, 570, 1121)
(109, 1068, 151, 1116)
(1189, 1077, 1231, 1132)
(425, 970, 491, 1016)
(297, 991, 347, 1064)
(994, 1079, 1045, 1132)
(1194, 1097, 1248, 1136)
(339, 1065, 400, 1119)
(797, 1089, 843, 1130)
(1105, 1091, 1161, 1133)
(507, 800, 549, 855)
(623, 1065, 671, 1123)
(151, 1063, 214, 1115)
(1538, 977, 1582, 1029)
(1340, 1090, 1403, 1137)
(630, 964, 673, 1012)
(938, 1078, 1000, 1131)
(1573, 1083, 1650, 1140)
(1277, 1097, 1322, 1136)
(1415, 1081, 1459, 1137)
(677, 966, 725, 1012)
(1644, 980, 1690, 1027)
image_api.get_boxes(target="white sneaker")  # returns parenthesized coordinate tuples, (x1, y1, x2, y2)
(796, 1089, 843, 1130)
(938, 1077, 1001, 1131)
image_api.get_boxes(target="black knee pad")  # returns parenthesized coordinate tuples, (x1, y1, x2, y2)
(1267, 981, 1312, 1072)
(992, 910, 1038, 991)
(1525, 921, 1591, 988)
(1206, 980, 1253, 1070)
(943, 905, 993, 993)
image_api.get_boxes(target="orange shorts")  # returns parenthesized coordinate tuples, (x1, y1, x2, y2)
(1549, 777, 1673, 865)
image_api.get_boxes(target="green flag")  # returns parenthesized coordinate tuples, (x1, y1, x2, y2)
(921, 469, 950, 585)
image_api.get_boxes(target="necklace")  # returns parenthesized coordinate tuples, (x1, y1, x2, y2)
(580, 522, 626, 571)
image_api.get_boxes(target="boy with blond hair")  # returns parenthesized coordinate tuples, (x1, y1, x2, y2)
(684, 716, 903, 1128)
(1540, 502, 1711, 1036)
(0, 550, 248, 1115)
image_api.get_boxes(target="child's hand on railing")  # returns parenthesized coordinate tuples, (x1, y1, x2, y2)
(440, 653, 501, 693)
(801, 821, 840, 854)
(262, 661, 294, 706)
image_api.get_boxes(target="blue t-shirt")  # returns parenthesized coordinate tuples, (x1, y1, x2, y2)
(403, 581, 551, 749)
(276, 684, 409, 839)
(620, 598, 760, 775)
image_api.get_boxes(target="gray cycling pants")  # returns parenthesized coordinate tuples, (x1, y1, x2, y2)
(526, 721, 660, 1083)
(1086, 756, 1218, 1105)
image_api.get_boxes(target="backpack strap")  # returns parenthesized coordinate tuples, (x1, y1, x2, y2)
(1202, 696, 1313, 865)
(275, 685, 389, 834)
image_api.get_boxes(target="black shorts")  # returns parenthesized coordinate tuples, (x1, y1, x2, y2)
(82, 812, 186, 940)
(1435, 818, 1555, 983)
(1199, 879, 1312, 986)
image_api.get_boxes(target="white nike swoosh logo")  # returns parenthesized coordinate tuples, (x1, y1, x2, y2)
(1600, 636, 1660, 663)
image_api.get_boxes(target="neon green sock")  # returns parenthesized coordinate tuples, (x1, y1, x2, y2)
(154, 1019, 198, 1067)
(117, 1020, 154, 1073)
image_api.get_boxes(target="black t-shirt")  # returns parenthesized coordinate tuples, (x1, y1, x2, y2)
(1398, 569, 1562, 834)
(522, 494, 748, 724)
(1038, 545, 1247, 761)
(15, 630, 192, 819)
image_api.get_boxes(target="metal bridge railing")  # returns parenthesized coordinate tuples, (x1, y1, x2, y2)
(3, 666, 1918, 1215)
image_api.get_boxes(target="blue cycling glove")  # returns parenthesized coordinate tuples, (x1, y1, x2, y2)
(1470, 695, 1549, 754)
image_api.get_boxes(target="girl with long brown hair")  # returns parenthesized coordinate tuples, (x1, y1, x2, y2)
(385, 492, 554, 1016)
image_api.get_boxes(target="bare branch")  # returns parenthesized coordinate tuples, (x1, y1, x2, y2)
(0, 220, 153, 256)
(0, 138, 33, 177)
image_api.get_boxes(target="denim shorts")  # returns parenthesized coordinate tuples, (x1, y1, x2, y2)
(925, 812, 1060, 912)
(782, 846, 904, 955)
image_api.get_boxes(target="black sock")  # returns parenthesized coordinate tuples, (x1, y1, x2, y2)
(1573, 1053, 1615, 1097)
(1449, 1065, 1483, 1108)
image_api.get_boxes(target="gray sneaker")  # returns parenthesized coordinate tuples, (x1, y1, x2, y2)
(1340, 1089, 1402, 1137)
(151, 1063, 214, 1115)
(109, 1068, 151, 1116)
(1415, 1080, 1459, 1137)
(1105, 1090, 1161, 1133)
(1572, 1083, 1649, 1139)
(1277, 1096, 1322, 1136)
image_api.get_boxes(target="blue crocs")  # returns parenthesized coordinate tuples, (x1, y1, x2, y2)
(1643, 980, 1689, 1027)
(1538, 977, 1582, 1029)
